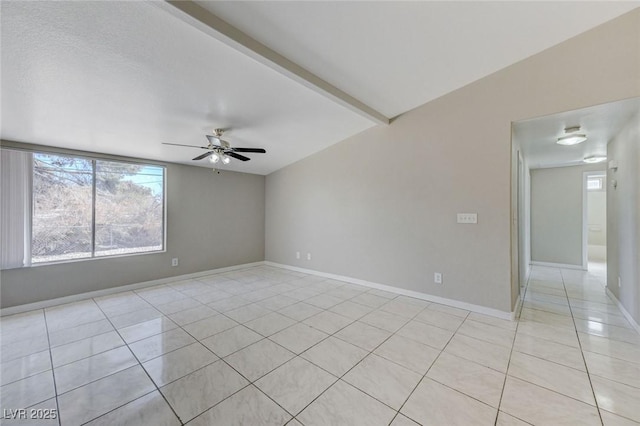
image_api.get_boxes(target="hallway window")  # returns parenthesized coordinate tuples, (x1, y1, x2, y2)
(587, 177, 604, 191)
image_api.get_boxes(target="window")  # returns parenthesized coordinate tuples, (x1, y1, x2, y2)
(93, 161, 164, 258)
(32, 154, 94, 262)
(1, 149, 165, 268)
(587, 177, 604, 191)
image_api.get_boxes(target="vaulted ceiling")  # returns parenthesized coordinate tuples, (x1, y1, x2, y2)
(1, 1, 637, 174)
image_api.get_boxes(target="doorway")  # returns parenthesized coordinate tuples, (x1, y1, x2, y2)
(511, 97, 640, 310)
(584, 171, 607, 277)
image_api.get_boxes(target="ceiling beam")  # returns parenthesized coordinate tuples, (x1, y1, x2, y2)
(156, 0, 389, 125)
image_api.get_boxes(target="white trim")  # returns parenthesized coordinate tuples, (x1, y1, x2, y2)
(531, 261, 586, 270)
(265, 261, 513, 320)
(512, 292, 523, 321)
(606, 287, 640, 335)
(2, 260, 516, 322)
(582, 172, 589, 270)
(0, 261, 264, 317)
(583, 170, 607, 270)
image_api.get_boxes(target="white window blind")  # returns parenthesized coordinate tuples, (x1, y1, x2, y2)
(1, 149, 32, 269)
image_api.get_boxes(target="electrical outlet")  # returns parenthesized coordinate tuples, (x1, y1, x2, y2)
(296, 251, 300, 259)
(457, 213, 478, 224)
(434, 272, 442, 284)
(307, 253, 312, 261)
(171, 258, 179, 267)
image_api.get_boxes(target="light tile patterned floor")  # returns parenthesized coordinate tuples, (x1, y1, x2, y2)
(1, 264, 639, 425)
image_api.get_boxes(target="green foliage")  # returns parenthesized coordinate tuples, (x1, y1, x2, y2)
(32, 154, 163, 261)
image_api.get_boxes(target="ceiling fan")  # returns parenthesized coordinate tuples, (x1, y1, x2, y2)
(163, 129, 266, 164)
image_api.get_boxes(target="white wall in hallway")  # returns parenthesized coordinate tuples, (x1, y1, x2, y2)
(587, 186, 607, 262)
(530, 164, 605, 268)
(607, 111, 640, 324)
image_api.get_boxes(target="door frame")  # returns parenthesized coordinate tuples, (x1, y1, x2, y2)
(583, 171, 606, 269)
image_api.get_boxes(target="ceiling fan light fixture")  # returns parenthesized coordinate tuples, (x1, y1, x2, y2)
(557, 134, 587, 145)
(557, 126, 587, 146)
(165, 128, 265, 165)
(584, 155, 606, 164)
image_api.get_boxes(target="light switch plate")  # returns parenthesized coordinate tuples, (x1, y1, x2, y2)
(457, 213, 478, 224)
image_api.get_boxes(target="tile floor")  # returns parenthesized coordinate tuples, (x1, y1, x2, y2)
(1, 264, 639, 425)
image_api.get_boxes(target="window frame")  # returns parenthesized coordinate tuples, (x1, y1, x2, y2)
(2, 146, 167, 268)
(587, 177, 604, 191)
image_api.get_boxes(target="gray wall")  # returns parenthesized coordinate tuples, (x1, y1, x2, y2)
(1, 154, 265, 308)
(265, 9, 640, 313)
(530, 164, 604, 267)
(607, 112, 639, 324)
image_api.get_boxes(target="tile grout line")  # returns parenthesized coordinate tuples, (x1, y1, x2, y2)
(390, 309, 475, 426)
(291, 306, 418, 424)
(41, 308, 62, 426)
(259, 297, 405, 421)
(141, 272, 352, 424)
(13, 265, 629, 425)
(520, 281, 639, 368)
(144, 270, 307, 424)
(0, 349, 54, 387)
(103, 269, 282, 424)
(137, 273, 303, 423)
(88, 298, 185, 425)
(516, 316, 632, 356)
(262, 296, 431, 424)
(11, 278, 295, 420)
(167, 272, 355, 424)
(493, 267, 533, 426)
(4, 271, 467, 426)
(559, 268, 605, 426)
(46, 329, 123, 370)
(518, 269, 633, 414)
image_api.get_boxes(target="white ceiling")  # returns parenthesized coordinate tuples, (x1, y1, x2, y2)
(199, 1, 639, 118)
(514, 97, 640, 169)
(2, 1, 638, 175)
(0, 1, 374, 175)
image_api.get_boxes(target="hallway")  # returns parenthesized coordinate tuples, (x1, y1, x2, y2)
(516, 264, 640, 424)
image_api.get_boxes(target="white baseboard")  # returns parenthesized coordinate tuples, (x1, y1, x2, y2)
(0, 261, 265, 317)
(606, 287, 640, 335)
(265, 261, 513, 321)
(531, 261, 586, 271)
(2, 260, 516, 322)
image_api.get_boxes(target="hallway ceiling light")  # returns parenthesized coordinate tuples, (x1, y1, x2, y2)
(584, 155, 606, 164)
(557, 126, 587, 145)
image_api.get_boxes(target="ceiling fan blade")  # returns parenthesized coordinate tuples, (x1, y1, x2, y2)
(232, 148, 266, 153)
(163, 142, 209, 149)
(192, 152, 213, 161)
(226, 152, 251, 162)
